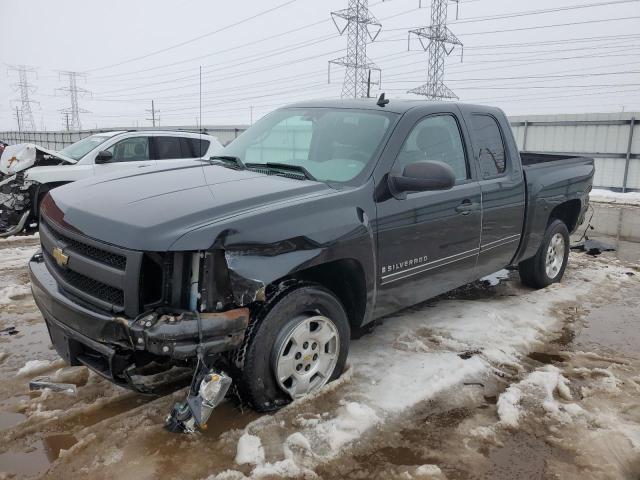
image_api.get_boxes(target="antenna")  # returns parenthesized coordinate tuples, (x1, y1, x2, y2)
(377, 93, 389, 107)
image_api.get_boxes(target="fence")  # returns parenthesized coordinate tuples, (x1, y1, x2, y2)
(2, 112, 639, 191)
(510, 112, 639, 192)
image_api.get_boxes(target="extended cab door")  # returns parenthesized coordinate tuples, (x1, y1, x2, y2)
(374, 108, 482, 317)
(93, 135, 156, 174)
(459, 109, 526, 277)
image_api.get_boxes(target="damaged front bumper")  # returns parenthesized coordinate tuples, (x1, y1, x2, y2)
(28, 253, 249, 393)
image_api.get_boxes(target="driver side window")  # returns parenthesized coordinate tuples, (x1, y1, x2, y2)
(105, 137, 149, 163)
(396, 115, 469, 183)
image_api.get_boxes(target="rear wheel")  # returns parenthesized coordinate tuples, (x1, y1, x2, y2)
(519, 219, 570, 289)
(235, 283, 350, 412)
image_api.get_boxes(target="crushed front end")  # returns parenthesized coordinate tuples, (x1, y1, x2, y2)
(29, 199, 251, 402)
(0, 172, 34, 236)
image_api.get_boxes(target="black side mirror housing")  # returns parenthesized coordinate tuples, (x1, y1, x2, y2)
(95, 150, 113, 164)
(389, 160, 456, 196)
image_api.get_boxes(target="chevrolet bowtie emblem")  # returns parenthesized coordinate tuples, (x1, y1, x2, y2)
(52, 247, 69, 267)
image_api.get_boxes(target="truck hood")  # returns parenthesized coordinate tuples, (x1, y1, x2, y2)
(45, 164, 334, 251)
(0, 143, 75, 175)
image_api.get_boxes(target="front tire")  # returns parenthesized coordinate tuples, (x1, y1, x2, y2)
(519, 219, 570, 289)
(235, 283, 350, 412)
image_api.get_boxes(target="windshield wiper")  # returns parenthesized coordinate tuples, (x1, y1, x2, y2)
(245, 162, 317, 181)
(208, 155, 246, 170)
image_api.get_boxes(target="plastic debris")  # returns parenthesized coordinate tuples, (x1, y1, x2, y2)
(29, 376, 77, 394)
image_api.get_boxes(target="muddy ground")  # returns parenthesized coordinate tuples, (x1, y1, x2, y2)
(0, 234, 639, 480)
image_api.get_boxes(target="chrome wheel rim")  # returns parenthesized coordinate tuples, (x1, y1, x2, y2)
(273, 315, 340, 400)
(545, 233, 566, 279)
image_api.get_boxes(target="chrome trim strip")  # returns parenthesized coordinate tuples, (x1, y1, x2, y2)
(480, 237, 521, 253)
(480, 234, 521, 249)
(381, 251, 479, 285)
(381, 247, 480, 280)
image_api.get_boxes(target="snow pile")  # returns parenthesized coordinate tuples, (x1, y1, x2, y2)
(0, 232, 39, 243)
(306, 401, 380, 453)
(0, 245, 38, 269)
(497, 365, 572, 427)
(16, 359, 52, 377)
(234, 433, 265, 466)
(0, 284, 31, 304)
(590, 188, 640, 206)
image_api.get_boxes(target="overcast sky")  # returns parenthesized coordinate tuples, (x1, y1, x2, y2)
(1, 0, 639, 131)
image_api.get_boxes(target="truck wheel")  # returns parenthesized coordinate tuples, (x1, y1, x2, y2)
(519, 219, 570, 289)
(235, 283, 350, 412)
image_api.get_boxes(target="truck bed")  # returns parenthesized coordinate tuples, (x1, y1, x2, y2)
(514, 152, 595, 264)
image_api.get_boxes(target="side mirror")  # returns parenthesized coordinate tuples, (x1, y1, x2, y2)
(389, 160, 456, 195)
(95, 150, 113, 164)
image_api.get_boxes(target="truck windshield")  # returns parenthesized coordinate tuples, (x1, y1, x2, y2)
(220, 108, 397, 183)
(59, 135, 112, 160)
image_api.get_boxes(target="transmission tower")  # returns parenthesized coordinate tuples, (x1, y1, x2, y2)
(407, 0, 462, 100)
(329, 0, 382, 99)
(57, 71, 91, 131)
(8, 65, 39, 131)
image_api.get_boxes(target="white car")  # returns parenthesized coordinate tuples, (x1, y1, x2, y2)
(0, 130, 223, 236)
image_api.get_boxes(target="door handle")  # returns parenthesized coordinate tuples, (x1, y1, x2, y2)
(455, 200, 479, 215)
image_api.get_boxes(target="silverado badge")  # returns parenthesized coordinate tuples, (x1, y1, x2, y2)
(52, 247, 69, 267)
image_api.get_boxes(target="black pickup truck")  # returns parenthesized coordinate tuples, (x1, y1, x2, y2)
(28, 99, 593, 428)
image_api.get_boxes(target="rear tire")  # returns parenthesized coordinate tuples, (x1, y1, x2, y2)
(235, 283, 350, 412)
(519, 219, 570, 289)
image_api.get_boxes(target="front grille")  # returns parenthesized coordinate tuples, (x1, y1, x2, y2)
(43, 219, 126, 270)
(44, 251, 125, 307)
(39, 213, 143, 316)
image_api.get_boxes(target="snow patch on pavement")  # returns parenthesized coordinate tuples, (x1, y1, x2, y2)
(0, 283, 31, 304)
(235, 433, 265, 466)
(0, 245, 38, 269)
(16, 359, 51, 377)
(497, 365, 572, 427)
(590, 188, 640, 206)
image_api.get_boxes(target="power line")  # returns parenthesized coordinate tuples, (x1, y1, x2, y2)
(86, 0, 300, 72)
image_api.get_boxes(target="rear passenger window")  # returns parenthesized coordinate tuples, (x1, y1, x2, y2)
(154, 137, 182, 160)
(396, 114, 469, 182)
(470, 114, 507, 178)
(179, 138, 210, 158)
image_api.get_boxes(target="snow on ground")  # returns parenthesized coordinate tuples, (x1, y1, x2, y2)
(590, 188, 640, 206)
(497, 365, 572, 427)
(215, 256, 634, 478)
(16, 359, 51, 377)
(0, 245, 38, 269)
(0, 284, 31, 304)
(0, 232, 39, 243)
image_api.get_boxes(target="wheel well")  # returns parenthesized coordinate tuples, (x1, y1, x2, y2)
(548, 199, 582, 233)
(288, 259, 367, 331)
